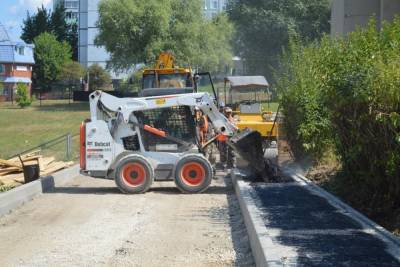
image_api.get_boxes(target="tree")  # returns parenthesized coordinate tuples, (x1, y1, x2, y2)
(20, 4, 78, 60)
(51, 3, 68, 42)
(67, 21, 78, 61)
(87, 64, 112, 91)
(15, 83, 32, 108)
(227, 0, 330, 79)
(59, 61, 85, 86)
(21, 6, 51, 43)
(95, 0, 233, 72)
(33, 32, 72, 91)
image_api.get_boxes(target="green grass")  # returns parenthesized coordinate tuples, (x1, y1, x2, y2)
(262, 102, 279, 112)
(0, 100, 89, 160)
(0, 185, 14, 192)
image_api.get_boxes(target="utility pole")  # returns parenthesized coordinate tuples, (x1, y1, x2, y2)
(86, 70, 90, 91)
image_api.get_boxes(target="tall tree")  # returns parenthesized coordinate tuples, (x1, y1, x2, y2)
(227, 0, 330, 79)
(33, 32, 72, 91)
(67, 21, 79, 61)
(20, 3, 78, 61)
(95, 0, 233, 72)
(51, 3, 68, 42)
(21, 6, 51, 43)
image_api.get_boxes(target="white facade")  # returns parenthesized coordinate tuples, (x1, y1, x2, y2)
(53, 0, 79, 21)
(78, 0, 114, 76)
(204, 0, 227, 18)
(331, 0, 400, 36)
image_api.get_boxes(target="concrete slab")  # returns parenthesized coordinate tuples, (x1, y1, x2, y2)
(232, 169, 400, 266)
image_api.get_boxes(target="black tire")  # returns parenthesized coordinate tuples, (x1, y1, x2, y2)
(174, 154, 213, 194)
(115, 155, 154, 194)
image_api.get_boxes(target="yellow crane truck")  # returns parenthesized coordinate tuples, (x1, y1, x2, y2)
(142, 52, 194, 90)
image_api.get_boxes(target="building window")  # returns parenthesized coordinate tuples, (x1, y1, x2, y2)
(0, 64, 4, 74)
(16, 65, 28, 71)
(15, 46, 24, 55)
(65, 1, 78, 9)
(66, 12, 78, 20)
(212, 0, 218, 9)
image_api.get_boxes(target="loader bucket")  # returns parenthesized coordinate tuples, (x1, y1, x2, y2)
(228, 128, 265, 173)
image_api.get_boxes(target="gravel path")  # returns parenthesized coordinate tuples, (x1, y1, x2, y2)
(0, 170, 254, 266)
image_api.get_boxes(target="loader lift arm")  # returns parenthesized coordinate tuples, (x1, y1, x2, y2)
(89, 90, 236, 137)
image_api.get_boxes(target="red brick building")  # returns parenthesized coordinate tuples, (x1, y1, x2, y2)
(0, 23, 35, 102)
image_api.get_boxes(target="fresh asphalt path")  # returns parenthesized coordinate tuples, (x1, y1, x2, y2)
(250, 181, 400, 266)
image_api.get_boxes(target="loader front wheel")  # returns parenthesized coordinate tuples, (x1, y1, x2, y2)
(174, 154, 212, 194)
(115, 155, 154, 194)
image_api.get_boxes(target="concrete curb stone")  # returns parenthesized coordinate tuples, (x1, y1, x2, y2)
(231, 169, 293, 267)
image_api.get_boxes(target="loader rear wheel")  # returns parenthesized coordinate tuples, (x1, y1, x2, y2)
(115, 155, 154, 194)
(174, 154, 212, 194)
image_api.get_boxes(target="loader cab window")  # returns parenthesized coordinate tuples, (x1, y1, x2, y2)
(159, 73, 191, 88)
(228, 87, 271, 112)
(143, 74, 156, 89)
(142, 73, 193, 89)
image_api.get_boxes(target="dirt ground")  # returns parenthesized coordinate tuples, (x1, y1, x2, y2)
(0, 170, 254, 267)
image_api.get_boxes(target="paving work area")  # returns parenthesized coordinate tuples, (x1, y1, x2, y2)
(233, 169, 400, 266)
(0, 170, 254, 267)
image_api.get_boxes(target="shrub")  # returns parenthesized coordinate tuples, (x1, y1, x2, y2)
(15, 83, 32, 108)
(278, 18, 400, 216)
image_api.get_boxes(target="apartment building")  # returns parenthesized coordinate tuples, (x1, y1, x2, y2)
(331, 0, 400, 36)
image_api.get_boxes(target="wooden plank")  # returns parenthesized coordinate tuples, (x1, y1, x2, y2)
(40, 162, 67, 176)
(0, 173, 23, 186)
(39, 157, 55, 169)
(0, 167, 21, 176)
(0, 159, 22, 169)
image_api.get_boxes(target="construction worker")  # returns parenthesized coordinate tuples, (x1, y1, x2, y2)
(217, 107, 236, 169)
(195, 107, 216, 170)
(195, 106, 209, 145)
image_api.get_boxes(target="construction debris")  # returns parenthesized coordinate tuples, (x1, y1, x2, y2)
(0, 151, 73, 189)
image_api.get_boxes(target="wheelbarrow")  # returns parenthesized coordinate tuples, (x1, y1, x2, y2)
(18, 155, 40, 184)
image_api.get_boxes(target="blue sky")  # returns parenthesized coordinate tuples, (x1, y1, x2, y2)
(0, 0, 52, 41)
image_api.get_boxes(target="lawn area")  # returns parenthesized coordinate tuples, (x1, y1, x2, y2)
(0, 100, 89, 160)
(262, 102, 279, 112)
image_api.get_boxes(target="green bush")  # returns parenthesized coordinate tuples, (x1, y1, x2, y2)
(278, 18, 400, 215)
(15, 83, 32, 108)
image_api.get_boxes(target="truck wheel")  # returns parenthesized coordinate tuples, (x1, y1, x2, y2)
(174, 154, 213, 194)
(115, 155, 154, 194)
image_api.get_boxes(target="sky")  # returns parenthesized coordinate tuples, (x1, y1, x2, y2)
(0, 0, 52, 41)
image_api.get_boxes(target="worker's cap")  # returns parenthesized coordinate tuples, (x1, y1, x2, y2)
(194, 106, 200, 111)
(224, 107, 233, 113)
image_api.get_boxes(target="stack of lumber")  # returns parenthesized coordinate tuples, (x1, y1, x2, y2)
(0, 151, 73, 188)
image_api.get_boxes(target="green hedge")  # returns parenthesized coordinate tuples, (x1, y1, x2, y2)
(278, 18, 400, 215)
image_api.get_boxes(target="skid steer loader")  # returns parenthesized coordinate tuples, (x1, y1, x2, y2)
(80, 90, 268, 194)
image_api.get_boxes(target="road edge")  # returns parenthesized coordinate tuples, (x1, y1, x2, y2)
(0, 164, 80, 217)
(231, 169, 285, 267)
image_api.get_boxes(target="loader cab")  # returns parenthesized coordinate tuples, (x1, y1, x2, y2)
(223, 76, 278, 144)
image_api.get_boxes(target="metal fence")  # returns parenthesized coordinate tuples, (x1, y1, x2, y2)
(8, 133, 80, 162)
